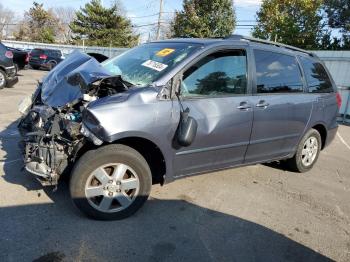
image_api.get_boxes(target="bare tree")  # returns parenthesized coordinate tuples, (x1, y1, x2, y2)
(52, 6, 76, 43)
(0, 3, 15, 39)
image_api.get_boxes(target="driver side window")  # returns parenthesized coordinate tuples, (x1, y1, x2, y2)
(181, 50, 247, 97)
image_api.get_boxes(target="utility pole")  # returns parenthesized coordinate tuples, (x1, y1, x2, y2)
(156, 0, 163, 40)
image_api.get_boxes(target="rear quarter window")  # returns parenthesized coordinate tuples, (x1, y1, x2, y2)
(48, 50, 61, 57)
(31, 49, 44, 55)
(299, 56, 334, 93)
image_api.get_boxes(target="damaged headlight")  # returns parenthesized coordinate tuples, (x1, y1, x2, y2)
(81, 124, 103, 146)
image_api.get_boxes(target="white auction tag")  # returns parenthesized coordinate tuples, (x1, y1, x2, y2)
(142, 60, 168, 72)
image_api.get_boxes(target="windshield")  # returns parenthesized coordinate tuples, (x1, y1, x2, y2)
(101, 42, 201, 86)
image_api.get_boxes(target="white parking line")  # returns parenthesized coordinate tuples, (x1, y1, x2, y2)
(337, 132, 350, 151)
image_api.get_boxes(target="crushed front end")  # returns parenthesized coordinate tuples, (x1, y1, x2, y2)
(17, 51, 129, 186)
(18, 87, 87, 185)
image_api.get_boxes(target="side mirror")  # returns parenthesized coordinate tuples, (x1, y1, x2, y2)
(176, 108, 198, 147)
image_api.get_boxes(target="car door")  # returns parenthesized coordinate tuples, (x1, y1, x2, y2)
(244, 49, 313, 163)
(173, 48, 254, 177)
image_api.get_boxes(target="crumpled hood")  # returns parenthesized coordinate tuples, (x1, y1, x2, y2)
(40, 51, 112, 107)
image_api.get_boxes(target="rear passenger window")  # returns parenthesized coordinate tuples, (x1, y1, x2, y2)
(181, 50, 247, 96)
(53, 50, 61, 57)
(254, 50, 303, 93)
(299, 57, 333, 93)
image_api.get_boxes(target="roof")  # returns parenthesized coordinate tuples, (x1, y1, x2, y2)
(151, 38, 227, 45)
(152, 35, 313, 57)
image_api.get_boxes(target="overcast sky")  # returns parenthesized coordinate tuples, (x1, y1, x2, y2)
(0, 0, 262, 40)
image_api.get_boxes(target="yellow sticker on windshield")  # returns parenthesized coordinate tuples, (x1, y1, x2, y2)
(156, 48, 175, 57)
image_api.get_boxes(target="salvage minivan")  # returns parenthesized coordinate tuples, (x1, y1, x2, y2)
(18, 35, 340, 220)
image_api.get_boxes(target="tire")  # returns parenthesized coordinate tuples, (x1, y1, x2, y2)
(70, 144, 152, 220)
(14, 63, 19, 75)
(31, 65, 40, 70)
(0, 70, 7, 89)
(48, 61, 56, 70)
(286, 128, 322, 172)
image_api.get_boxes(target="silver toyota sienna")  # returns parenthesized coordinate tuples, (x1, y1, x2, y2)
(18, 35, 341, 220)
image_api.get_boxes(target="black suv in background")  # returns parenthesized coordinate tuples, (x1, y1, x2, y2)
(0, 42, 18, 89)
(29, 48, 63, 70)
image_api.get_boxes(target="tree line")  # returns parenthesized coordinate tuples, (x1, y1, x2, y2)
(1, 0, 349, 50)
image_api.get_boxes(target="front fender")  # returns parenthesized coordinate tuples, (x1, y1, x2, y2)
(82, 89, 178, 182)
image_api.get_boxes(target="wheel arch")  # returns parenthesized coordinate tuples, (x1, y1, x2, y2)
(114, 136, 167, 185)
(74, 135, 167, 185)
(311, 123, 327, 150)
(48, 59, 57, 65)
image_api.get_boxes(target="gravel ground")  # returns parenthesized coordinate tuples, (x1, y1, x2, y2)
(0, 69, 349, 262)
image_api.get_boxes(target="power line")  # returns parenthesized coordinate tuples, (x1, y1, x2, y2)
(129, 13, 160, 19)
(156, 0, 163, 40)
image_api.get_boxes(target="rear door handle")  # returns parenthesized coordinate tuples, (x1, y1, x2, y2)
(237, 101, 251, 111)
(256, 100, 269, 109)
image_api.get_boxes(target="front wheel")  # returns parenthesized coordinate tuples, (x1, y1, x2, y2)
(70, 144, 152, 220)
(286, 128, 322, 172)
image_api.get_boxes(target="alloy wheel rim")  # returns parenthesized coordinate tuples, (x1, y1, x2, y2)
(0, 73, 5, 86)
(85, 163, 140, 213)
(301, 136, 318, 167)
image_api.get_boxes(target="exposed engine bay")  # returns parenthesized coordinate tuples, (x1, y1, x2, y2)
(18, 51, 130, 186)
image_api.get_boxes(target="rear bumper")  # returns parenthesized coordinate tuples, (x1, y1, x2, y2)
(29, 61, 51, 69)
(29, 61, 42, 66)
(4, 66, 18, 87)
(5, 66, 16, 77)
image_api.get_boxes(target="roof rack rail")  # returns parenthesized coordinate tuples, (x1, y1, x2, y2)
(225, 34, 314, 56)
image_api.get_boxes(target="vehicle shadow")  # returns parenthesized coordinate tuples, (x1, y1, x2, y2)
(263, 160, 291, 172)
(0, 120, 334, 261)
(0, 198, 333, 262)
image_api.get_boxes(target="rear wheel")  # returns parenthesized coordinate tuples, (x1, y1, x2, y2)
(31, 65, 40, 70)
(70, 144, 152, 220)
(48, 61, 57, 70)
(286, 128, 321, 172)
(14, 63, 19, 75)
(0, 70, 7, 89)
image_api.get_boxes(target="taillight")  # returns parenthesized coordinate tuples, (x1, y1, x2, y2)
(5, 50, 13, 59)
(39, 54, 48, 59)
(336, 92, 342, 109)
(25, 54, 29, 63)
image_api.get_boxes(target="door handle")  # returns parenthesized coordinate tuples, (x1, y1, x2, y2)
(256, 100, 269, 109)
(237, 101, 251, 111)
